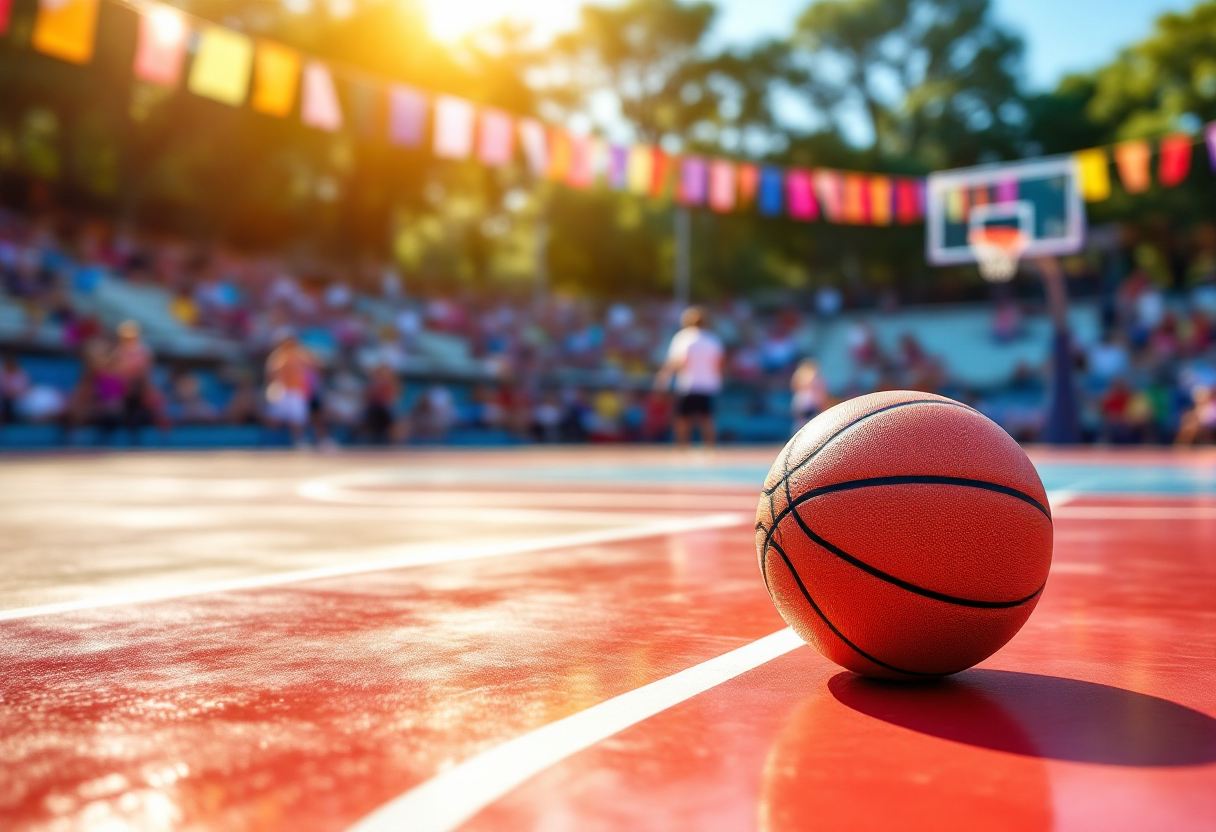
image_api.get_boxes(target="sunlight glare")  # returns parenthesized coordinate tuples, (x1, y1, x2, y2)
(419, 0, 580, 43)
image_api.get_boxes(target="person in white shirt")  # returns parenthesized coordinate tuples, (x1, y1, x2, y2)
(655, 306, 724, 447)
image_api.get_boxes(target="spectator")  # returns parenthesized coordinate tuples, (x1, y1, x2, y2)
(790, 358, 828, 432)
(265, 333, 318, 446)
(1, 354, 29, 426)
(362, 364, 401, 444)
(171, 374, 219, 424)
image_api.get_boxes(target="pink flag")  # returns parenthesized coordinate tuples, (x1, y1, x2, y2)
(433, 96, 476, 160)
(134, 6, 187, 86)
(786, 169, 818, 221)
(679, 157, 706, 205)
(708, 160, 737, 213)
(566, 134, 595, 188)
(389, 86, 426, 147)
(1207, 123, 1216, 170)
(301, 61, 342, 132)
(995, 178, 1019, 203)
(0, 0, 11, 34)
(478, 109, 514, 167)
(1158, 134, 1193, 187)
(518, 119, 548, 176)
(813, 170, 843, 222)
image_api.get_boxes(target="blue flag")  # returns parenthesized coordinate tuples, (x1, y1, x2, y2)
(759, 167, 784, 216)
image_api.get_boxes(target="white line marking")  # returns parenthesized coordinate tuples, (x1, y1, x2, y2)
(1053, 506, 1216, 520)
(1046, 490, 1078, 510)
(346, 628, 803, 832)
(0, 513, 749, 622)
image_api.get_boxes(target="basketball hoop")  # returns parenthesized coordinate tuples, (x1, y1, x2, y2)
(969, 226, 1027, 283)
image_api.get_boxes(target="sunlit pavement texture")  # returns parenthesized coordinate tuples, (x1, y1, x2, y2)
(1, 448, 1215, 832)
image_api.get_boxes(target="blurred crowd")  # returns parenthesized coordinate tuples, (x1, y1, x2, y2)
(1, 208, 1214, 447)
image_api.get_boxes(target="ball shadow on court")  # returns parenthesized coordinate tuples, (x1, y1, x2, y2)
(828, 669, 1216, 767)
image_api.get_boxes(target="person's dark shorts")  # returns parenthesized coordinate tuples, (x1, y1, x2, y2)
(676, 393, 714, 418)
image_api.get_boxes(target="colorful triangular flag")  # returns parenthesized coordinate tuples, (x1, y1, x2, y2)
(133, 7, 188, 87)
(433, 96, 475, 160)
(1159, 134, 1193, 188)
(251, 41, 300, 117)
(1114, 140, 1152, 194)
(32, 0, 99, 64)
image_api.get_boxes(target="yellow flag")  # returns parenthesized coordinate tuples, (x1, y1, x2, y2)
(188, 26, 253, 107)
(32, 0, 100, 65)
(1074, 148, 1111, 202)
(626, 145, 653, 195)
(251, 40, 300, 117)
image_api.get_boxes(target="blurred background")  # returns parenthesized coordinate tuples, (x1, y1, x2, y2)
(0, 0, 1214, 449)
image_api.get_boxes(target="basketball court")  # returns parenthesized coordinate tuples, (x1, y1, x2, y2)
(2, 446, 1214, 832)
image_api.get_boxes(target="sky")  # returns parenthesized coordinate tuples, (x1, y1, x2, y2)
(421, 0, 1196, 91)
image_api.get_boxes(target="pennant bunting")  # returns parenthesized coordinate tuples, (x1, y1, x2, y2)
(566, 134, 594, 188)
(971, 186, 990, 208)
(388, 86, 427, 147)
(842, 175, 869, 224)
(546, 129, 572, 182)
(252, 41, 300, 117)
(1159, 134, 1193, 187)
(590, 139, 611, 183)
(518, 119, 548, 176)
(995, 178, 1019, 203)
(894, 178, 921, 224)
(785, 169, 817, 221)
(650, 149, 672, 199)
(626, 145, 653, 195)
(737, 164, 760, 207)
(300, 61, 342, 132)
(134, 6, 188, 87)
(758, 167, 783, 216)
(812, 170, 843, 222)
(0, 0, 12, 35)
(679, 157, 707, 205)
(1113, 140, 1152, 194)
(1207, 123, 1216, 170)
(32, 0, 100, 64)
(347, 80, 380, 138)
(433, 95, 475, 160)
(478, 109, 514, 167)
(1074, 148, 1111, 202)
(708, 160, 737, 213)
(607, 145, 629, 190)
(869, 176, 892, 225)
(188, 27, 253, 107)
(945, 187, 968, 223)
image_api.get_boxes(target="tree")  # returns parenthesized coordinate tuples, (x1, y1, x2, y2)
(546, 0, 720, 145)
(787, 0, 1026, 168)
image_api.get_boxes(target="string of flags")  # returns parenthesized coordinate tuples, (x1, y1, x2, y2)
(12, 0, 1214, 221)
(10, 0, 928, 225)
(1073, 133, 1204, 202)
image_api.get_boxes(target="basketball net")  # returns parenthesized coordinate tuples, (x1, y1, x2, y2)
(968, 226, 1027, 283)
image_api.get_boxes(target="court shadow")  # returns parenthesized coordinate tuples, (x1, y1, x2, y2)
(829, 670, 1216, 767)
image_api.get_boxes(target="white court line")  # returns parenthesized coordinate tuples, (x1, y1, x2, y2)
(346, 628, 804, 832)
(1053, 506, 1216, 520)
(0, 513, 749, 622)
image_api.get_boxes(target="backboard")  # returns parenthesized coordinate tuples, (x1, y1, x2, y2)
(926, 156, 1086, 267)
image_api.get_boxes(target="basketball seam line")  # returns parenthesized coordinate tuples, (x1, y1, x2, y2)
(787, 499, 1046, 610)
(761, 399, 976, 497)
(757, 476, 1050, 608)
(767, 539, 943, 678)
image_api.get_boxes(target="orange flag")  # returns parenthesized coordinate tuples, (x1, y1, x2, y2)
(252, 41, 301, 117)
(738, 164, 760, 207)
(869, 177, 892, 225)
(1158, 134, 1193, 187)
(1114, 140, 1152, 194)
(546, 129, 572, 182)
(32, 0, 100, 64)
(842, 175, 868, 224)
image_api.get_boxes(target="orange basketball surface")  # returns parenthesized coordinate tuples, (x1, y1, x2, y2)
(757, 391, 1053, 677)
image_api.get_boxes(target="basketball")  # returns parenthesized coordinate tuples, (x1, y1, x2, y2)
(756, 390, 1053, 679)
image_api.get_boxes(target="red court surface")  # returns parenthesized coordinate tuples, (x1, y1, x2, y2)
(2, 448, 1215, 831)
